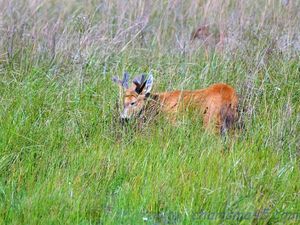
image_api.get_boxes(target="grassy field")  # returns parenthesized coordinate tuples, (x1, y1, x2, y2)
(0, 0, 300, 224)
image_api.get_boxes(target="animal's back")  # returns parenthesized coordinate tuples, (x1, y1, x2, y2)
(185, 83, 239, 132)
(205, 83, 238, 107)
(155, 83, 239, 133)
(203, 83, 238, 133)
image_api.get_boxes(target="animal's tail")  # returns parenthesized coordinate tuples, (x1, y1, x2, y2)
(220, 103, 239, 135)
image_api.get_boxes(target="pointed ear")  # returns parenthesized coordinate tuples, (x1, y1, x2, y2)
(145, 73, 153, 94)
(132, 74, 146, 87)
(136, 80, 146, 94)
(133, 74, 147, 94)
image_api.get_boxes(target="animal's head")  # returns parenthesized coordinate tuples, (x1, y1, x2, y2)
(112, 72, 154, 121)
(191, 25, 210, 41)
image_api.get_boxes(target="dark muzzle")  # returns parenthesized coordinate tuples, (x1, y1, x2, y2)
(120, 118, 129, 125)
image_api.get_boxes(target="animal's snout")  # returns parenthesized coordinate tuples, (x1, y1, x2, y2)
(120, 111, 130, 124)
(120, 109, 130, 120)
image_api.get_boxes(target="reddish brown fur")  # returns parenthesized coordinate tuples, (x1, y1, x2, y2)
(124, 82, 239, 133)
(190, 25, 211, 41)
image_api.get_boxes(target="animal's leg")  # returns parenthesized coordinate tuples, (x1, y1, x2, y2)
(203, 109, 217, 131)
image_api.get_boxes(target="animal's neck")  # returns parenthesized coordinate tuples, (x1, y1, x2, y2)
(140, 93, 162, 118)
(145, 93, 161, 108)
(149, 90, 207, 111)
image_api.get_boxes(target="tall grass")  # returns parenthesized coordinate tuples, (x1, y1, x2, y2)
(0, 0, 299, 224)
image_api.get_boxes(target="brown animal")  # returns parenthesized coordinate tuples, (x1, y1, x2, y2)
(190, 25, 211, 41)
(190, 25, 227, 54)
(113, 73, 239, 134)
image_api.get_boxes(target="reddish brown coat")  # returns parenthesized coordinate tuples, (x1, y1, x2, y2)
(149, 83, 238, 132)
(113, 73, 239, 134)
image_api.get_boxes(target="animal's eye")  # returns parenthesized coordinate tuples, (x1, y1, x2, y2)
(130, 101, 137, 106)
